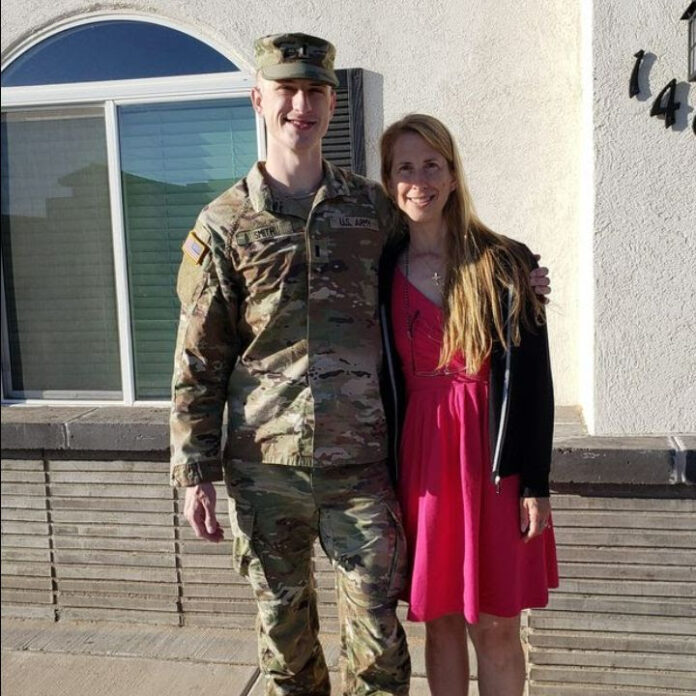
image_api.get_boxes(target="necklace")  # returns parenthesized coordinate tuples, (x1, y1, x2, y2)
(407, 247, 445, 292)
(403, 246, 463, 378)
(429, 266, 444, 291)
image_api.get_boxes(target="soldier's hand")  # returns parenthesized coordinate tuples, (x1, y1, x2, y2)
(530, 254, 551, 304)
(184, 483, 224, 543)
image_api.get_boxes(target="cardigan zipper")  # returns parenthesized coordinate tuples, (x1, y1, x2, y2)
(491, 285, 514, 492)
(380, 303, 401, 478)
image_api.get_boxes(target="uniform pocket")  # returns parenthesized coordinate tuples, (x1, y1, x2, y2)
(323, 481, 408, 609)
(227, 496, 256, 578)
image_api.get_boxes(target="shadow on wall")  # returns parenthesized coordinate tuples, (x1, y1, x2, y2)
(672, 81, 693, 131)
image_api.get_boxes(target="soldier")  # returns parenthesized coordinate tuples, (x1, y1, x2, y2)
(171, 33, 410, 695)
(170, 32, 551, 695)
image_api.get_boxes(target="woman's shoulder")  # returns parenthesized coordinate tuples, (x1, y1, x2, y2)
(493, 233, 537, 267)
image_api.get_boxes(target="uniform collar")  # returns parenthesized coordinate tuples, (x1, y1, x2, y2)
(246, 160, 352, 216)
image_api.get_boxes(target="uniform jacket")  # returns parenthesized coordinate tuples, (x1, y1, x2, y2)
(170, 161, 397, 486)
(378, 233, 555, 498)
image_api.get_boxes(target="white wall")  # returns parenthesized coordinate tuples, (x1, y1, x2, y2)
(591, 0, 696, 434)
(1, 1, 588, 417)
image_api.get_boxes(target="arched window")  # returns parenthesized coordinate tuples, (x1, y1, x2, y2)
(1, 20, 239, 86)
(1, 19, 260, 402)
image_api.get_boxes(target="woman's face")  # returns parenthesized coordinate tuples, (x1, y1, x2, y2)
(388, 132, 455, 227)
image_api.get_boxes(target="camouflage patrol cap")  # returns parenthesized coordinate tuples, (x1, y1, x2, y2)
(254, 33, 339, 87)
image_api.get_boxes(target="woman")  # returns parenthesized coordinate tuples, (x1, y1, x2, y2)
(378, 114, 558, 696)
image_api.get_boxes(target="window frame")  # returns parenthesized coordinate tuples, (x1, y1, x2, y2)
(1, 17, 265, 406)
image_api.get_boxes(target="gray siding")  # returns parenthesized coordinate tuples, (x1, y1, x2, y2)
(2, 457, 695, 694)
(528, 494, 696, 695)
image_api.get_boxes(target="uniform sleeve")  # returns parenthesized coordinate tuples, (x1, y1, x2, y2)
(169, 222, 241, 487)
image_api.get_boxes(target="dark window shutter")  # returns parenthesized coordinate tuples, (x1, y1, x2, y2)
(324, 68, 366, 175)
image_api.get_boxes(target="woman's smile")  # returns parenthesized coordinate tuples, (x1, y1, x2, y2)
(406, 192, 438, 207)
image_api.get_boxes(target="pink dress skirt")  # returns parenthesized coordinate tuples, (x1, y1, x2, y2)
(392, 267, 558, 623)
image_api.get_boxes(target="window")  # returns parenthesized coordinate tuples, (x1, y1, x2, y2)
(1, 19, 257, 402)
(1, 19, 366, 404)
(119, 99, 257, 398)
(1, 20, 236, 86)
(1, 107, 121, 397)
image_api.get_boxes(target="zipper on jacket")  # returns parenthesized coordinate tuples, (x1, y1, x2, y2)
(380, 303, 401, 477)
(491, 285, 514, 493)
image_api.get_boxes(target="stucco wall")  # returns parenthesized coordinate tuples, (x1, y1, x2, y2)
(592, 1, 696, 434)
(1, 1, 584, 413)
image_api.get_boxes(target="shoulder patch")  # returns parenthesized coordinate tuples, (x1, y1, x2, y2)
(182, 230, 210, 265)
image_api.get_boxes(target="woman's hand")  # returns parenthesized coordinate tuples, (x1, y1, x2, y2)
(520, 496, 551, 543)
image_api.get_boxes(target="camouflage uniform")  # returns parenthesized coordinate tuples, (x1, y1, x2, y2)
(170, 160, 410, 695)
(227, 460, 407, 695)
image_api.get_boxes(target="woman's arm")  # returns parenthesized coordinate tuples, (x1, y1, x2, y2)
(516, 282, 554, 540)
(515, 309, 554, 498)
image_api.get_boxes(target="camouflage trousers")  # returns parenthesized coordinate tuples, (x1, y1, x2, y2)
(225, 460, 411, 695)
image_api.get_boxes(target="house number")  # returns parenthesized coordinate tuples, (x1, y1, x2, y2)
(629, 48, 695, 135)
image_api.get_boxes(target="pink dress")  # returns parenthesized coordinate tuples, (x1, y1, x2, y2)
(392, 267, 558, 623)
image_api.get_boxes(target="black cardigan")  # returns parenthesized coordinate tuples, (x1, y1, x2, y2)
(378, 233, 554, 498)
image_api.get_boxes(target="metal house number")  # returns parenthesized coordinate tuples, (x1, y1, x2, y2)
(629, 6, 696, 136)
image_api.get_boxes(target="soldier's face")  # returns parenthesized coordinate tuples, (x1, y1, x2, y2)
(251, 77, 336, 155)
(387, 132, 455, 227)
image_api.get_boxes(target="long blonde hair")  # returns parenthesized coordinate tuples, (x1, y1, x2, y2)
(380, 114, 545, 373)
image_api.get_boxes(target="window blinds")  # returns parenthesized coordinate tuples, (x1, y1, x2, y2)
(118, 99, 257, 399)
(0, 108, 121, 397)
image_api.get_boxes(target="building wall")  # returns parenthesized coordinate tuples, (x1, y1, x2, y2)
(1, 0, 584, 410)
(591, 0, 696, 434)
(4, 1, 695, 434)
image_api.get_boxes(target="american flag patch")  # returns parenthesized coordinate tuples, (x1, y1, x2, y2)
(182, 230, 209, 265)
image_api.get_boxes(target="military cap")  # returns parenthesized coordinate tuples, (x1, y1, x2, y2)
(254, 33, 339, 87)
